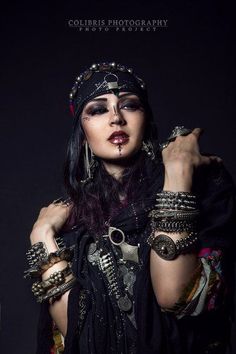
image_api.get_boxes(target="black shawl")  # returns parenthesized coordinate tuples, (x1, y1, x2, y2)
(36, 161, 236, 354)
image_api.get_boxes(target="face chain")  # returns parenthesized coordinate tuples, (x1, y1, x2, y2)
(118, 144, 122, 156)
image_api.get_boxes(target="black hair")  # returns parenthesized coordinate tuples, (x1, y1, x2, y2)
(63, 99, 161, 235)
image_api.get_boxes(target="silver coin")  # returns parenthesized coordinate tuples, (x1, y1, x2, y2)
(87, 250, 100, 263)
(119, 265, 128, 276)
(117, 295, 132, 312)
(123, 271, 136, 286)
(88, 242, 97, 255)
(127, 283, 134, 296)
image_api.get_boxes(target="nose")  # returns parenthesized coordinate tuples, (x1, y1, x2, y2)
(109, 105, 126, 126)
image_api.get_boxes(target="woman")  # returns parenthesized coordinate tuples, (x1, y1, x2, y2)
(25, 62, 236, 354)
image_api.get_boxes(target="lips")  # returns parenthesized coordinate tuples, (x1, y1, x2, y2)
(108, 131, 129, 145)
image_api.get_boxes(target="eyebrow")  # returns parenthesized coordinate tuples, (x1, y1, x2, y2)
(88, 93, 138, 103)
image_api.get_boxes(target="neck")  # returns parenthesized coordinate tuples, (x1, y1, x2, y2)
(102, 153, 140, 180)
(102, 161, 125, 180)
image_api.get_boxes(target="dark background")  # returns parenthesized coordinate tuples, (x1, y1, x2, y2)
(1, 1, 235, 353)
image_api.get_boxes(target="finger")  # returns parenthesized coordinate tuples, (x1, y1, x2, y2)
(191, 128, 204, 139)
(208, 155, 223, 163)
(200, 155, 222, 165)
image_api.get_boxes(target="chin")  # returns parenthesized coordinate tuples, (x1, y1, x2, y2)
(106, 149, 140, 163)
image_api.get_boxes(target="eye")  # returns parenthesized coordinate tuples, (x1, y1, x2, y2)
(120, 100, 143, 111)
(87, 105, 108, 116)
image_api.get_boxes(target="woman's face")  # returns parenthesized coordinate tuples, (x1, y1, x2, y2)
(81, 92, 146, 162)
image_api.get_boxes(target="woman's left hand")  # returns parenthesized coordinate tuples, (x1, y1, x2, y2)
(161, 128, 222, 192)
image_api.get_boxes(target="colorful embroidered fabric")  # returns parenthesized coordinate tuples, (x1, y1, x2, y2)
(161, 248, 224, 319)
(50, 325, 64, 354)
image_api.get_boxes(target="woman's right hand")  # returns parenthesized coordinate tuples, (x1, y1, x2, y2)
(30, 201, 72, 244)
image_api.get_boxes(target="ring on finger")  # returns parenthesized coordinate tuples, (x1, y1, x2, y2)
(159, 126, 193, 151)
(168, 126, 193, 141)
(52, 197, 72, 206)
(159, 141, 170, 151)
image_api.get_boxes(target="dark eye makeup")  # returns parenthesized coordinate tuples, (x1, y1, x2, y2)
(86, 105, 108, 116)
(120, 100, 144, 111)
(84, 98, 143, 117)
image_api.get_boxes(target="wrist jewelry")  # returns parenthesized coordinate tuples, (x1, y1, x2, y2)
(154, 219, 197, 233)
(155, 191, 198, 211)
(36, 276, 77, 303)
(26, 242, 48, 267)
(149, 209, 199, 221)
(31, 263, 72, 297)
(148, 190, 199, 259)
(24, 246, 74, 279)
(148, 232, 198, 260)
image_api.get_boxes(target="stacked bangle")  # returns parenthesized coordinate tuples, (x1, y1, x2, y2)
(38, 277, 77, 304)
(26, 242, 48, 267)
(24, 246, 74, 279)
(148, 232, 198, 260)
(31, 263, 72, 298)
(148, 191, 200, 260)
(24, 234, 76, 303)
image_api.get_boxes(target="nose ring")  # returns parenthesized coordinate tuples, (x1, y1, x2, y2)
(113, 105, 118, 116)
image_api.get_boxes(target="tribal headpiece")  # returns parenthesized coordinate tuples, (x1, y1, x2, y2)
(69, 62, 148, 117)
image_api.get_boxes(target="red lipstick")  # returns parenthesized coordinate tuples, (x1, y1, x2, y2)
(108, 131, 129, 145)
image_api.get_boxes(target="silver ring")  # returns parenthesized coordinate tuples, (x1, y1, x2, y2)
(52, 197, 72, 206)
(52, 197, 64, 205)
(159, 141, 169, 151)
(159, 126, 193, 151)
(168, 126, 193, 141)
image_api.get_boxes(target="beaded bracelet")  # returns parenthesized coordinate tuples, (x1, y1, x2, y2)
(155, 191, 198, 211)
(31, 263, 72, 297)
(36, 277, 77, 303)
(149, 190, 199, 234)
(149, 209, 199, 221)
(155, 219, 197, 233)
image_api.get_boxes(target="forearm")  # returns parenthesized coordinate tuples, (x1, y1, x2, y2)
(150, 165, 200, 308)
(150, 241, 199, 308)
(30, 226, 71, 336)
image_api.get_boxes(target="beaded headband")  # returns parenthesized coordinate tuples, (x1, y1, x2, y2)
(69, 62, 147, 117)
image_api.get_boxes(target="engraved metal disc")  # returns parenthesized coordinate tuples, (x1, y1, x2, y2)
(123, 272, 136, 286)
(119, 265, 128, 276)
(117, 295, 132, 312)
(88, 242, 96, 255)
(152, 234, 177, 260)
(87, 247, 100, 263)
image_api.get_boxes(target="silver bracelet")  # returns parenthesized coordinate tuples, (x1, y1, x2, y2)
(148, 232, 198, 260)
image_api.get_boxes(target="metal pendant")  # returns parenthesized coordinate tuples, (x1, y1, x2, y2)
(87, 242, 100, 264)
(117, 295, 132, 312)
(119, 242, 139, 263)
(123, 271, 136, 296)
(88, 242, 96, 255)
(123, 271, 136, 286)
(119, 265, 128, 276)
(152, 234, 177, 260)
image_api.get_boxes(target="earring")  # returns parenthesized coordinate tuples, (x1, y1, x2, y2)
(141, 140, 155, 160)
(81, 141, 98, 184)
